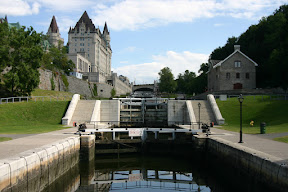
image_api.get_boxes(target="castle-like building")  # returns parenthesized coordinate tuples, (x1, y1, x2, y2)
(46, 11, 132, 97)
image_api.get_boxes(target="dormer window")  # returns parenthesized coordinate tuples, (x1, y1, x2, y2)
(235, 61, 241, 68)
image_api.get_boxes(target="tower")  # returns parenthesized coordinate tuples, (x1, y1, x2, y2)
(47, 16, 64, 48)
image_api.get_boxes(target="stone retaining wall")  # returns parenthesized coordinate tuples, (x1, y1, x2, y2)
(0, 137, 80, 192)
(206, 137, 288, 192)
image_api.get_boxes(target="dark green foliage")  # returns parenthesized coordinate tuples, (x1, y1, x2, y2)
(61, 74, 69, 90)
(41, 45, 75, 74)
(110, 88, 116, 97)
(210, 4, 288, 90)
(158, 67, 176, 93)
(1, 24, 43, 96)
(93, 84, 98, 96)
(50, 77, 55, 90)
(176, 63, 209, 95)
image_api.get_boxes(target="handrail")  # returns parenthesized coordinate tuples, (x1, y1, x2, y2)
(0, 95, 73, 104)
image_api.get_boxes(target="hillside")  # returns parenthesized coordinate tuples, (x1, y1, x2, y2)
(216, 96, 288, 134)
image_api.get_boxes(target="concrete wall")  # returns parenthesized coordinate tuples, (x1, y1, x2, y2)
(206, 137, 288, 192)
(100, 100, 120, 126)
(62, 94, 80, 125)
(0, 137, 80, 192)
(96, 83, 113, 98)
(167, 100, 189, 126)
(207, 94, 225, 125)
(90, 100, 101, 122)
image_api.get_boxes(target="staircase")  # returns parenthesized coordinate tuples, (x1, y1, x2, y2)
(192, 100, 216, 125)
(70, 100, 96, 125)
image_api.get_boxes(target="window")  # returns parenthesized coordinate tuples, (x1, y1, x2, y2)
(236, 73, 240, 79)
(235, 61, 241, 68)
(226, 73, 230, 79)
(246, 73, 250, 79)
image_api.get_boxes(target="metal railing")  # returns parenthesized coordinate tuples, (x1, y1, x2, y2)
(214, 94, 288, 101)
(0, 95, 73, 104)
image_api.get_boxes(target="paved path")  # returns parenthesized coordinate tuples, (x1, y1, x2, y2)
(0, 127, 78, 161)
(209, 128, 288, 163)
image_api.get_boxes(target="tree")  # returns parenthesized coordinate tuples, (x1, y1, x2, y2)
(0, 22, 9, 73)
(2, 25, 43, 96)
(41, 45, 75, 74)
(158, 67, 176, 93)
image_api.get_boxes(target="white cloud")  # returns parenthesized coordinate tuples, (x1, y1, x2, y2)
(92, 0, 288, 30)
(37, 0, 94, 12)
(0, 1, 40, 16)
(114, 51, 209, 84)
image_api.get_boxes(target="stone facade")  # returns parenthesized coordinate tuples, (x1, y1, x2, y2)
(208, 45, 257, 91)
(68, 53, 91, 73)
(68, 11, 111, 75)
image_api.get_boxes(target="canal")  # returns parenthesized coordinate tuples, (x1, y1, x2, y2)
(43, 151, 279, 192)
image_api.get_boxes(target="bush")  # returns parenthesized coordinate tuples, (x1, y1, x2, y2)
(110, 88, 116, 97)
(61, 74, 69, 90)
(50, 77, 55, 90)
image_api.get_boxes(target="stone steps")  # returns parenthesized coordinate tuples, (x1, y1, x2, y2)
(192, 100, 216, 125)
(70, 100, 96, 125)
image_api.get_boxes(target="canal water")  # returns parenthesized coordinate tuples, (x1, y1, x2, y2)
(44, 152, 279, 192)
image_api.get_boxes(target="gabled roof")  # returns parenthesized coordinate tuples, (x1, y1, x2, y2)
(213, 50, 258, 68)
(70, 11, 96, 33)
(48, 16, 59, 33)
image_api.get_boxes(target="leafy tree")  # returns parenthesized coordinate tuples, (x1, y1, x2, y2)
(2, 25, 43, 96)
(41, 45, 75, 74)
(176, 70, 196, 94)
(158, 67, 176, 93)
(0, 22, 9, 73)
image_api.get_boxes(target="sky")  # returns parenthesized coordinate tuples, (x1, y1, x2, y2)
(0, 0, 286, 84)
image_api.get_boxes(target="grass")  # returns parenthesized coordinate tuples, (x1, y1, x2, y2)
(0, 137, 12, 142)
(273, 136, 288, 143)
(216, 96, 288, 134)
(0, 101, 70, 134)
(30, 89, 73, 101)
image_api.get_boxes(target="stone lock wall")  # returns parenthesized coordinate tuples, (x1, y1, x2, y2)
(0, 137, 80, 192)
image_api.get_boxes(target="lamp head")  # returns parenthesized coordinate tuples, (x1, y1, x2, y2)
(198, 102, 201, 107)
(238, 94, 244, 103)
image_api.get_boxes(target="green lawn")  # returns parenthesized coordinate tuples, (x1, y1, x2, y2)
(0, 101, 70, 134)
(216, 96, 288, 134)
(0, 137, 12, 142)
(273, 136, 288, 143)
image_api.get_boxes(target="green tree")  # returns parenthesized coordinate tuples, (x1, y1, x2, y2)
(3, 25, 43, 96)
(0, 22, 9, 73)
(110, 88, 116, 97)
(41, 45, 75, 74)
(158, 67, 176, 93)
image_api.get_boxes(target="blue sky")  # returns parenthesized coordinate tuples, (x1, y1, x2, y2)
(1, 0, 286, 84)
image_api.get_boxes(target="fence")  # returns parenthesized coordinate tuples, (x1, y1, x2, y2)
(214, 94, 288, 101)
(0, 95, 73, 104)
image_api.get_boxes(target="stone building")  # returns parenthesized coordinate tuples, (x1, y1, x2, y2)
(67, 11, 132, 96)
(68, 11, 111, 76)
(207, 45, 258, 91)
(47, 16, 64, 48)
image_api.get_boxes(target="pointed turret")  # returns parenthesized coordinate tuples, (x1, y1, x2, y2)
(103, 22, 110, 46)
(103, 22, 109, 35)
(48, 16, 59, 33)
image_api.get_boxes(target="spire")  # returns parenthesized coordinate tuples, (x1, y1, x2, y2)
(103, 22, 109, 35)
(48, 16, 59, 33)
(71, 11, 96, 32)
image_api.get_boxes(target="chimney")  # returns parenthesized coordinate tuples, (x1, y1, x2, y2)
(234, 45, 240, 51)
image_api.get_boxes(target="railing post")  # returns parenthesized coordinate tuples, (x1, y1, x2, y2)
(12, 97, 14, 103)
(113, 131, 116, 140)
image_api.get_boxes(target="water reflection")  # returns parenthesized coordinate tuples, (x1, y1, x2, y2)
(77, 155, 210, 192)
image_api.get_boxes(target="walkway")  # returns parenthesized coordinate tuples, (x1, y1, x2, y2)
(0, 127, 78, 161)
(209, 128, 288, 163)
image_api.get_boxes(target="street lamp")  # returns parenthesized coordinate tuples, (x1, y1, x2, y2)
(238, 94, 244, 143)
(198, 102, 201, 129)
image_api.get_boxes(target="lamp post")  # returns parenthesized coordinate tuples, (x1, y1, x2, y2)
(238, 94, 244, 143)
(198, 102, 201, 129)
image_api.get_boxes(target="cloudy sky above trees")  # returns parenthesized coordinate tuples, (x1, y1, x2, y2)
(0, 0, 286, 84)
